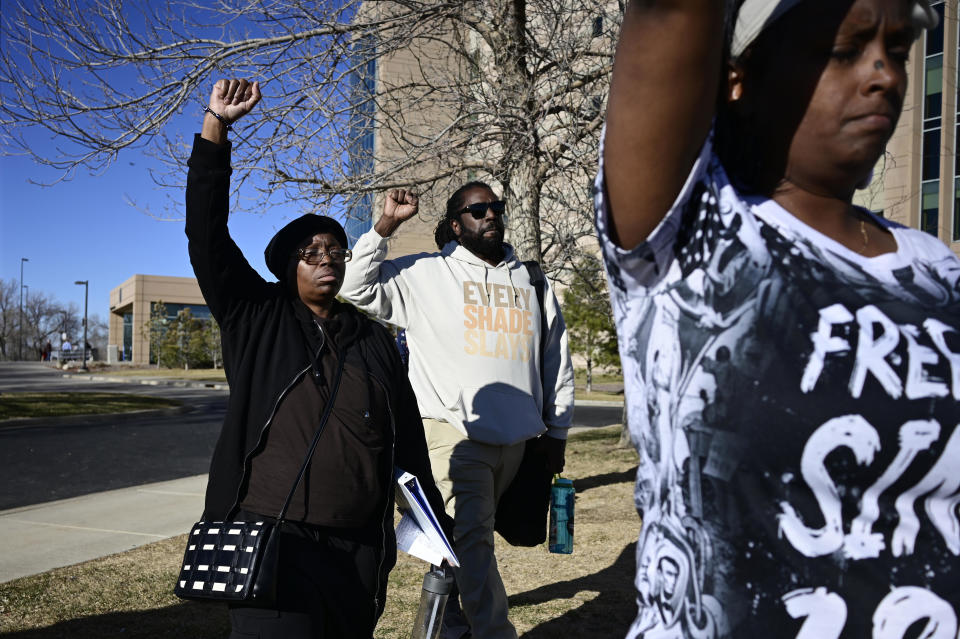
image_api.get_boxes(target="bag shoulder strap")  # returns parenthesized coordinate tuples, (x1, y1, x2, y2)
(523, 260, 548, 421)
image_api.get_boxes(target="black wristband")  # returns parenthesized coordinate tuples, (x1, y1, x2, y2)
(203, 105, 233, 131)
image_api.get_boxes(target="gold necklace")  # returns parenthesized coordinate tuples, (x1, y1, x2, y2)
(858, 219, 869, 255)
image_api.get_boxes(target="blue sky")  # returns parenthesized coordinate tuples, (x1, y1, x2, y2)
(0, 2, 355, 327)
(0, 124, 316, 323)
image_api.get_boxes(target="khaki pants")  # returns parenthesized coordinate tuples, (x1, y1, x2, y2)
(422, 418, 526, 639)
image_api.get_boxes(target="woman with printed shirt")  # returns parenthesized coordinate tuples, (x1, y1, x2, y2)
(598, 1, 959, 637)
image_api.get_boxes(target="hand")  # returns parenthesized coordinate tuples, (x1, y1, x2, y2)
(375, 189, 419, 237)
(201, 78, 261, 144)
(208, 78, 261, 124)
(542, 435, 566, 475)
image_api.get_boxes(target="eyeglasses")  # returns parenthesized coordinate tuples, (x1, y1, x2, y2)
(459, 201, 507, 219)
(296, 247, 353, 264)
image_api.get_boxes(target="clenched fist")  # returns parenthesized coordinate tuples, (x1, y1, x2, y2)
(201, 78, 262, 144)
(375, 189, 419, 238)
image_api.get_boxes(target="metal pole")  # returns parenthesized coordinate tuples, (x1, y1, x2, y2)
(19, 257, 28, 360)
(22, 285, 29, 358)
(75, 280, 89, 371)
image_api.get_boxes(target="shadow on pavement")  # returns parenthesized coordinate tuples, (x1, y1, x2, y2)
(512, 542, 637, 639)
(1, 601, 229, 639)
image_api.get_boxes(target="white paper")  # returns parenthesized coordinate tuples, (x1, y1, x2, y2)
(395, 468, 460, 567)
(396, 513, 445, 566)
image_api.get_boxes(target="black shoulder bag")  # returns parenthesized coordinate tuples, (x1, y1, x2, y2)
(174, 354, 345, 606)
(493, 260, 554, 547)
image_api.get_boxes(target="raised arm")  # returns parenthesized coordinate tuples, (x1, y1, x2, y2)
(340, 189, 420, 327)
(604, 1, 726, 249)
(185, 79, 265, 323)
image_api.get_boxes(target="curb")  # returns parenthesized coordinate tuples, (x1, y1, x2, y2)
(60, 372, 229, 391)
(0, 404, 195, 430)
(575, 399, 624, 407)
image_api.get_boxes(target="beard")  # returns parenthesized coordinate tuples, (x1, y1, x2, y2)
(458, 223, 505, 263)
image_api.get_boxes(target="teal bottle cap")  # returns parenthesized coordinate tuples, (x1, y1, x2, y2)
(554, 477, 573, 487)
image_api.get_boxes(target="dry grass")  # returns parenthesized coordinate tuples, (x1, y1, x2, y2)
(0, 392, 181, 420)
(0, 426, 639, 638)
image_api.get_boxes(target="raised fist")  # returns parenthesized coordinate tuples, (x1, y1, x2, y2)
(207, 78, 262, 125)
(383, 189, 419, 223)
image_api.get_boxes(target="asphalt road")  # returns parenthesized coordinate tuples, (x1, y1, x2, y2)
(0, 362, 227, 510)
(0, 362, 623, 510)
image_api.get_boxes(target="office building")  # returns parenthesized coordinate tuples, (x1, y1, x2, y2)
(107, 275, 210, 366)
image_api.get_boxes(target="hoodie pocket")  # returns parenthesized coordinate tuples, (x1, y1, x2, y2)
(453, 384, 544, 446)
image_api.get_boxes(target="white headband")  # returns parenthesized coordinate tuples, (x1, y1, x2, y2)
(731, 0, 940, 59)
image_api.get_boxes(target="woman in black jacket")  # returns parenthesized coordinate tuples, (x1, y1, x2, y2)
(186, 77, 449, 639)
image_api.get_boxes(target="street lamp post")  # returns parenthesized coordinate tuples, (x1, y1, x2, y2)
(75, 280, 89, 371)
(19, 257, 28, 360)
(21, 285, 29, 358)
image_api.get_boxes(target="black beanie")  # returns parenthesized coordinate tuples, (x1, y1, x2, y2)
(264, 214, 349, 281)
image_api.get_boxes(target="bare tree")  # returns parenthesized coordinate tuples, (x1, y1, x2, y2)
(1, 0, 618, 279)
(19, 292, 77, 359)
(86, 313, 110, 358)
(0, 279, 18, 360)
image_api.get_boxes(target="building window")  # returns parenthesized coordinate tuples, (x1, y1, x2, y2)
(955, 6, 960, 242)
(923, 181, 941, 235)
(150, 302, 211, 322)
(923, 127, 941, 181)
(954, 174, 959, 241)
(920, 1, 945, 237)
(122, 312, 133, 361)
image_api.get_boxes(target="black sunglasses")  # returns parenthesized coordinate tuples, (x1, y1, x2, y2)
(459, 201, 507, 219)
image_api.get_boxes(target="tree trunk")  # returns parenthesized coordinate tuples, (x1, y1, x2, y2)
(506, 142, 543, 262)
(586, 357, 593, 394)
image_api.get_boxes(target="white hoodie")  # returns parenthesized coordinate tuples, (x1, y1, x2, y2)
(340, 228, 575, 445)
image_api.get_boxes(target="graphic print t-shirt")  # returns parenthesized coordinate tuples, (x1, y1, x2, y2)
(595, 134, 960, 638)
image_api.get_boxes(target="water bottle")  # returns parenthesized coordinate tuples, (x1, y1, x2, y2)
(549, 476, 575, 554)
(410, 568, 454, 639)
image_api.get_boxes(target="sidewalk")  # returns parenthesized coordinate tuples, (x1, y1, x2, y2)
(0, 475, 206, 583)
(62, 370, 229, 391)
(0, 378, 622, 584)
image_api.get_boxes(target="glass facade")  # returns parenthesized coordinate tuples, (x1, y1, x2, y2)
(122, 311, 132, 361)
(955, 4, 960, 242)
(921, 1, 945, 236)
(150, 302, 211, 322)
(344, 37, 377, 248)
(147, 302, 212, 364)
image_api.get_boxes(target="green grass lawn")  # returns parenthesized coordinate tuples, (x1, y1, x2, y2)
(572, 369, 622, 387)
(0, 392, 181, 420)
(0, 426, 640, 638)
(84, 366, 228, 382)
(573, 388, 623, 402)
(71, 367, 622, 403)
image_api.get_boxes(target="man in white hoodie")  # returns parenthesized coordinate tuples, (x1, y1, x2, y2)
(340, 183, 575, 639)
